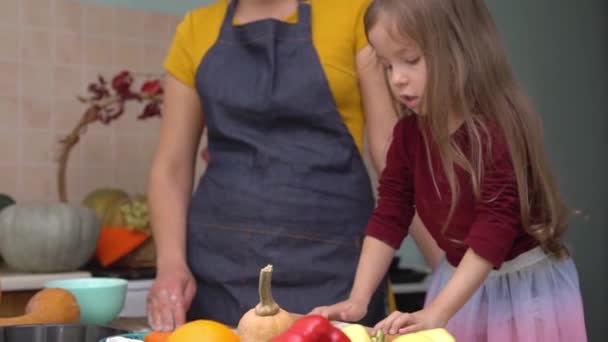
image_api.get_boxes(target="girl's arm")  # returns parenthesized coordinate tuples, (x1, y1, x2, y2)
(378, 248, 492, 335)
(424, 248, 492, 325)
(349, 236, 398, 307)
(356, 46, 443, 271)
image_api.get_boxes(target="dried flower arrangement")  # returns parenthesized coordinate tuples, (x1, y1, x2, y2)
(57, 70, 163, 202)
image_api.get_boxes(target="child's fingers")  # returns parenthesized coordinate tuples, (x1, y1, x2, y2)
(375, 311, 403, 334)
(398, 323, 422, 335)
(387, 313, 414, 335)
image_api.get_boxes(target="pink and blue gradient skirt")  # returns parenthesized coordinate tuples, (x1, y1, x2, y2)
(424, 247, 588, 341)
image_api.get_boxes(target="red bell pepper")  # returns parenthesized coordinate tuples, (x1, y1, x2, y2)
(271, 315, 350, 342)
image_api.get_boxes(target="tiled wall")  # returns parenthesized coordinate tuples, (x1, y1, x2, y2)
(0, 0, 203, 204)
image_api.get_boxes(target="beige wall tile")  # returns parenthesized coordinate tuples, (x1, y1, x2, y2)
(21, 30, 52, 64)
(82, 132, 115, 167)
(0, 96, 19, 129)
(53, 66, 83, 99)
(113, 39, 145, 72)
(115, 133, 142, 165)
(115, 166, 148, 195)
(0, 0, 19, 27)
(0, 165, 19, 196)
(55, 0, 83, 33)
(143, 42, 168, 73)
(21, 129, 53, 163)
(80, 166, 116, 196)
(84, 4, 114, 36)
(0, 129, 19, 165)
(167, 16, 182, 39)
(22, 64, 53, 97)
(0, 29, 19, 62)
(84, 36, 113, 67)
(114, 8, 145, 40)
(20, 165, 54, 202)
(22, 97, 52, 129)
(53, 98, 86, 130)
(55, 32, 83, 65)
(22, 0, 52, 29)
(0, 62, 19, 97)
(143, 12, 169, 42)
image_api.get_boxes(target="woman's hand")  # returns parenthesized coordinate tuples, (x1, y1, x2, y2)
(147, 263, 197, 331)
(309, 297, 368, 322)
(374, 308, 447, 335)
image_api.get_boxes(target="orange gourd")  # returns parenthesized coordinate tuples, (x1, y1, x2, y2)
(237, 265, 295, 342)
(0, 288, 80, 326)
(168, 319, 239, 342)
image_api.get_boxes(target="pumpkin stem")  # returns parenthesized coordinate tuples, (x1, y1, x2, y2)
(254, 264, 280, 316)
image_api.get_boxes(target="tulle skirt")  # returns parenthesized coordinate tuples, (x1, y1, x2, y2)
(424, 247, 588, 342)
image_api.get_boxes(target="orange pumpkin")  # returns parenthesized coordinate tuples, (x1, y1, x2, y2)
(168, 320, 239, 342)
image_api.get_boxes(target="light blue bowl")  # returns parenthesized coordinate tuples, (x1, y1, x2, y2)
(45, 277, 128, 325)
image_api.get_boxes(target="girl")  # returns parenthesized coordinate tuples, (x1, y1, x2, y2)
(312, 0, 588, 341)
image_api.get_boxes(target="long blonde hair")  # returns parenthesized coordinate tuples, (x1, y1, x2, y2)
(365, 0, 569, 257)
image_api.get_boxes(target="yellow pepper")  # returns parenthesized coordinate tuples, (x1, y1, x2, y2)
(392, 328, 454, 342)
(340, 324, 386, 342)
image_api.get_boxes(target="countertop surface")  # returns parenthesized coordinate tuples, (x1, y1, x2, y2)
(0, 262, 91, 291)
(110, 317, 150, 333)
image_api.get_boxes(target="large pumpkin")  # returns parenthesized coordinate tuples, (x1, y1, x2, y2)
(0, 203, 101, 273)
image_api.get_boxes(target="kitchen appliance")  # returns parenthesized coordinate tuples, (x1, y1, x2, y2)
(0, 324, 128, 342)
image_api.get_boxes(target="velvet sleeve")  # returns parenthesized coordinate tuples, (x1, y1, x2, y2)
(364, 118, 416, 249)
(464, 130, 521, 268)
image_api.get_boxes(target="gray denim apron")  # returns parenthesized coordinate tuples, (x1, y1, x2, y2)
(186, 0, 386, 327)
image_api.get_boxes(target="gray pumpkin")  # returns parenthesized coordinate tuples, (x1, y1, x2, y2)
(0, 203, 101, 273)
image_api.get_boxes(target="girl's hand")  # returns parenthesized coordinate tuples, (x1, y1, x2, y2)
(374, 308, 447, 335)
(309, 297, 368, 322)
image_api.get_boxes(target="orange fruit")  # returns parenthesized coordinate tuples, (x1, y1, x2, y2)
(168, 319, 240, 342)
(144, 331, 172, 342)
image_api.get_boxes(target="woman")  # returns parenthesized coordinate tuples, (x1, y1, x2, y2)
(146, 0, 442, 331)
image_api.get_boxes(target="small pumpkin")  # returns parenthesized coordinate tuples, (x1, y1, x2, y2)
(237, 264, 295, 342)
(82, 188, 130, 220)
(0, 287, 80, 326)
(0, 193, 15, 213)
(0, 203, 101, 272)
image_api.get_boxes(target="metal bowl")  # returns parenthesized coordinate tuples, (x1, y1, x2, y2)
(0, 324, 129, 342)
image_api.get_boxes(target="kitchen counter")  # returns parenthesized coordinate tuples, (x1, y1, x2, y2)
(0, 262, 92, 317)
(0, 262, 91, 291)
(110, 317, 150, 332)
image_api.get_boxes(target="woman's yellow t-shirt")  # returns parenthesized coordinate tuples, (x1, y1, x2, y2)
(164, 0, 371, 152)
